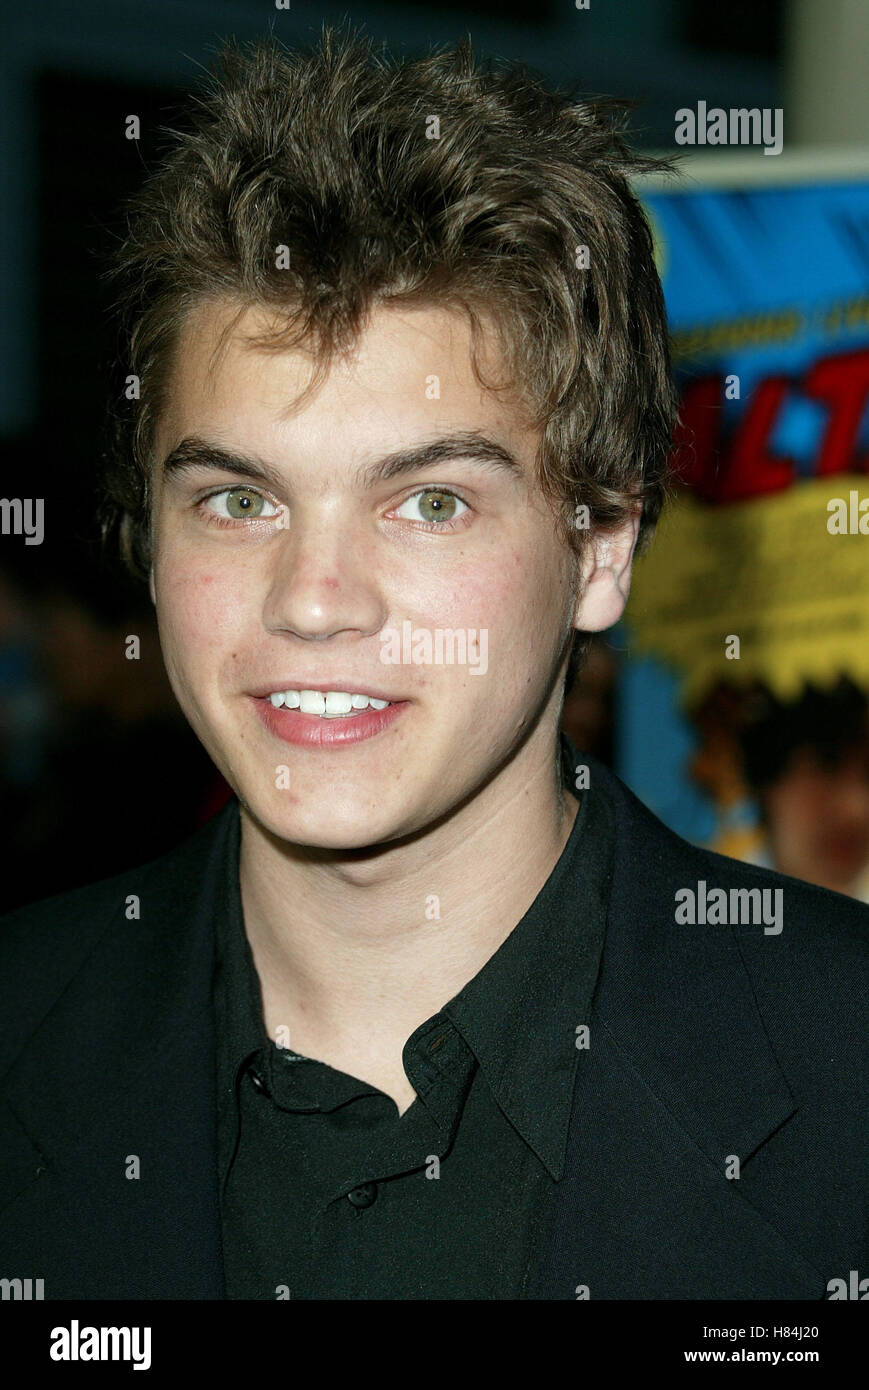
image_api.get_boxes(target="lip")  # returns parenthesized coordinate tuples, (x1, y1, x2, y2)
(249, 680, 402, 703)
(251, 694, 409, 748)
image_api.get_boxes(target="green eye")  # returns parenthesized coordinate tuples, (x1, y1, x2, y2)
(205, 487, 279, 520)
(396, 489, 468, 525)
(420, 491, 456, 522)
(226, 488, 265, 518)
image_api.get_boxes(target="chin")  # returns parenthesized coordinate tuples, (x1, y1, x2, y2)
(246, 792, 407, 853)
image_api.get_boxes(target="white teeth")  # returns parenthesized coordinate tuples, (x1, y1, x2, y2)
(265, 688, 393, 717)
(299, 690, 326, 715)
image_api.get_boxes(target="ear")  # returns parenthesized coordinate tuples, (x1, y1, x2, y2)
(148, 566, 156, 606)
(572, 509, 641, 633)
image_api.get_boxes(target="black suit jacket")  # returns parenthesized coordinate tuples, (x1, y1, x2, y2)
(1, 757, 867, 1299)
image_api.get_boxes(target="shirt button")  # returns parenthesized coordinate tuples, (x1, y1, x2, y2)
(347, 1182, 378, 1209)
(248, 1066, 267, 1094)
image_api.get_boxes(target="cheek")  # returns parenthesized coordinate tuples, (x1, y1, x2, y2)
(465, 548, 565, 674)
(768, 781, 822, 842)
(403, 544, 551, 635)
(155, 552, 250, 673)
(395, 545, 561, 708)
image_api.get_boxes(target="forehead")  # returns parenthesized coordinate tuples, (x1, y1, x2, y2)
(155, 297, 539, 468)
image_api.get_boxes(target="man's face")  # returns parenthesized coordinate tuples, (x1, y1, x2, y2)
(149, 299, 592, 850)
(764, 745, 869, 895)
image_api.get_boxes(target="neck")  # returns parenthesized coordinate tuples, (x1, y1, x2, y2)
(238, 735, 577, 1076)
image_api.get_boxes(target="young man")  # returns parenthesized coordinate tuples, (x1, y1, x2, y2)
(1, 28, 866, 1301)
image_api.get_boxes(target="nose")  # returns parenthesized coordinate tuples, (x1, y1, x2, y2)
(260, 507, 387, 642)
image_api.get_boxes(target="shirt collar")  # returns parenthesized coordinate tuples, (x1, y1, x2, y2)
(433, 733, 613, 1178)
(215, 731, 613, 1180)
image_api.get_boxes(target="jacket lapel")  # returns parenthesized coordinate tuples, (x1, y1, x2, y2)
(530, 761, 826, 1299)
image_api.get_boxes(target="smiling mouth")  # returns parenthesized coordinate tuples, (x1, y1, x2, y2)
(252, 687, 408, 747)
(260, 688, 399, 718)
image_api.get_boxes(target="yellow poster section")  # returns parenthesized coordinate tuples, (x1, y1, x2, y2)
(626, 476, 869, 705)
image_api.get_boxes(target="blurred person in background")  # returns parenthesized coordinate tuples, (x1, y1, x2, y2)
(687, 676, 869, 901)
(740, 678, 869, 901)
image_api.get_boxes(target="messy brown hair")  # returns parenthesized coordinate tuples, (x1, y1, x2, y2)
(102, 23, 681, 688)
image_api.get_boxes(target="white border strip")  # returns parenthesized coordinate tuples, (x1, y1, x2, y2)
(635, 146, 869, 192)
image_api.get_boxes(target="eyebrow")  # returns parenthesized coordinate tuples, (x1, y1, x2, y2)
(159, 430, 524, 492)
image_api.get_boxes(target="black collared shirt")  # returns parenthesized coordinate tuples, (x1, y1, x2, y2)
(214, 733, 614, 1299)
